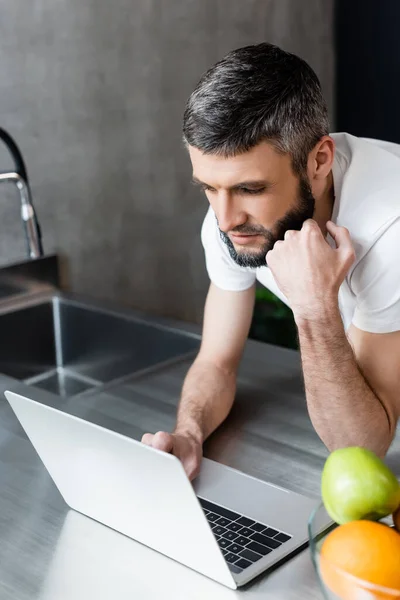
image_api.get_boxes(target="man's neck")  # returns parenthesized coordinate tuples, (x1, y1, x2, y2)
(313, 170, 335, 236)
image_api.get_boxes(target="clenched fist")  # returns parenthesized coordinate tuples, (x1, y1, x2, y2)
(266, 220, 355, 323)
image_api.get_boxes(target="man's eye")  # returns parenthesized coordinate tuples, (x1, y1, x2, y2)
(201, 186, 265, 194)
(240, 187, 265, 195)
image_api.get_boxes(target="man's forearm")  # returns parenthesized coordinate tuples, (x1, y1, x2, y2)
(174, 358, 236, 444)
(296, 306, 394, 457)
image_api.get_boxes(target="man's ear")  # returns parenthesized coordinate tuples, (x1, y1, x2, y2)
(308, 135, 335, 181)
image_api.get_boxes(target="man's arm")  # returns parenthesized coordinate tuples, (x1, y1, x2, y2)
(297, 308, 400, 457)
(142, 282, 255, 479)
(266, 218, 400, 457)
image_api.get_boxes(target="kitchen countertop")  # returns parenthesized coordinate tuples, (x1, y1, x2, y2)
(0, 317, 399, 600)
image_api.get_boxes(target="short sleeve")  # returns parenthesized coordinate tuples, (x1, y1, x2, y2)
(352, 218, 400, 333)
(201, 208, 256, 292)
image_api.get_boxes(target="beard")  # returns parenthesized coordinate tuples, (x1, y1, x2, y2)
(218, 177, 315, 268)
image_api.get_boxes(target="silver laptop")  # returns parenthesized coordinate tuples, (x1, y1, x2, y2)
(5, 390, 329, 589)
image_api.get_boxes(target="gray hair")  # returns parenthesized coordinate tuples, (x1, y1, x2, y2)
(183, 43, 329, 175)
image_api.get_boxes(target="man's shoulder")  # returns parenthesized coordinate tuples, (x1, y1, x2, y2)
(201, 206, 225, 255)
(333, 133, 400, 187)
(200, 207, 257, 291)
(334, 133, 400, 240)
(201, 207, 239, 264)
(332, 131, 400, 158)
(201, 206, 217, 240)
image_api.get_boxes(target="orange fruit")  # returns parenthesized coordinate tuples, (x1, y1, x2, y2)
(320, 520, 400, 599)
(394, 505, 400, 532)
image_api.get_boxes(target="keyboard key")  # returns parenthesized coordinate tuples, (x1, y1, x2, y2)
(263, 527, 280, 538)
(247, 541, 272, 556)
(229, 564, 243, 574)
(236, 516, 255, 527)
(235, 536, 251, 546)
(251, 532, 282, 550)
(213, 526, 228, 536)
(203, 509, 210, 515)
(222, 531, 239, 541)
(227, 543, 244, 554)
(198, 498, 241, 522)
(275, 532, 291, 543)
(224, 552, 239, 564)
(207, 513, 220, 523)
(218, 538, 231, 549)
(238, 527, 253, 537)
(250, 522, 266, 532)
(216, 517, 231, 527)
(226, 522, 242, 532)
(235, 558, 252, 569)
(240, 548, 263, 563)
(222, 548, 229, 556)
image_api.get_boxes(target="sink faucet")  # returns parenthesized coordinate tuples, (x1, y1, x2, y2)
(0, 128, 43, 259)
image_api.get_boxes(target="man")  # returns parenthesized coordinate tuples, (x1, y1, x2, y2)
(142, 43, 400, 479)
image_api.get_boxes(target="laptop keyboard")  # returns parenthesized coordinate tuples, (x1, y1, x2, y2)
(198, 498, 292, 574)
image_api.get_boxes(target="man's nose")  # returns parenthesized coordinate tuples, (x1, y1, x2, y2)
(214, 193, 245, 232)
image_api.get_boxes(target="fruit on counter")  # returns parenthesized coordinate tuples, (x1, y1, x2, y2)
(320, 520, 400, 599)
(394, 505, 400, 533)
(321, 447, 400, 525)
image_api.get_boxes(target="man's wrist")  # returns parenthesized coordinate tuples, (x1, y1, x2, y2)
(174, 421, 204, 446)
(293, 300, 342, 331)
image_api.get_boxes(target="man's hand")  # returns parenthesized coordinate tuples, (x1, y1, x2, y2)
(266, 220, 355, 322)
(141, 430, 202, 481)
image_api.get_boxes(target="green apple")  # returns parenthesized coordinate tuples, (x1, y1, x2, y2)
(321, 447, 400, 525)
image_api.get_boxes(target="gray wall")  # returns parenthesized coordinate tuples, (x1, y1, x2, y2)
(0, 0, 334, 324)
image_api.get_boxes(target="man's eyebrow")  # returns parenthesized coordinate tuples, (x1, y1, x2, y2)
(191, 176, 205, 186)
(191, 176, 273, 190)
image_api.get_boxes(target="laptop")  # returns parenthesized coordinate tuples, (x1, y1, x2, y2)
(5, 390, 330, 589)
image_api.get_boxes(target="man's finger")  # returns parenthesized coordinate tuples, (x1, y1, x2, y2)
(326, 221, 355, 269)
(141, 433, 154, 445)
(302, 219, 320, 232)
(182, 456, 200, 481)
(326, 221, 352, 250)
(284, 229, 297, 240)
(152, 431, 174, 453)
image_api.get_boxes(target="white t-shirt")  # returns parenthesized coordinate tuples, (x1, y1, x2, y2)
(201, 132, 400, 334)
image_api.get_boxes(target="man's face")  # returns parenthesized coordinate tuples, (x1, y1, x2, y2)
(189, 142, 315, 268)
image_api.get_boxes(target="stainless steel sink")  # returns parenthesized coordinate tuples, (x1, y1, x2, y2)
(0, 296, 199, 397)
(0, 282, 25, 299)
